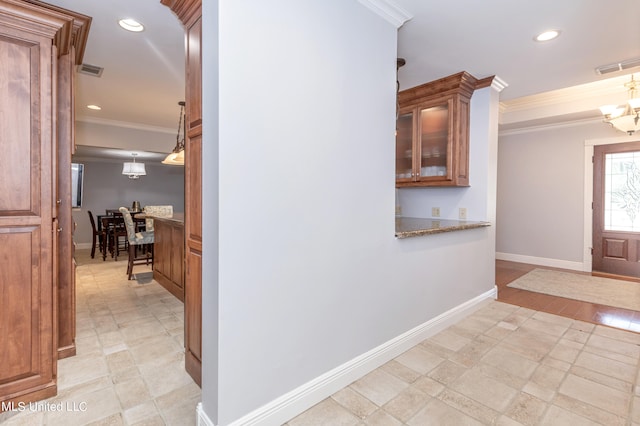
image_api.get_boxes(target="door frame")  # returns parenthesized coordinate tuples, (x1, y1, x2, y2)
(583, 134, 640, 272)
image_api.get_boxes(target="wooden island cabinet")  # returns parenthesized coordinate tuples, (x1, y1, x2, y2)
(152, 215, 185, 302)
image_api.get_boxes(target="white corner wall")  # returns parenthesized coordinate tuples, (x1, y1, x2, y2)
(202, 1, 498, 424)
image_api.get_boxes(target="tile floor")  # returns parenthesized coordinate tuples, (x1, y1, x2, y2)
(3, 253, 640, 425)
(0, 249, 201, 426)
(287, 301, 640, 425)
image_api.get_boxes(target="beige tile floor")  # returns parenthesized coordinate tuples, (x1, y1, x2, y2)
(3, 250, 640, 425)
(0, 249, 201, 426)
(288, 301, 640, 425)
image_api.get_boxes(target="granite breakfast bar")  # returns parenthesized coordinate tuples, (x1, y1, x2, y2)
(395, 216, 491, 238)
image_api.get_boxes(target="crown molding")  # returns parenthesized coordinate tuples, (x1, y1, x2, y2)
(501, 74, 631, 113)
(76, 116, 175, 134)
(491, 76, 508, 93)
(357, 0, 412, 28)
(499, 116, 602, 137)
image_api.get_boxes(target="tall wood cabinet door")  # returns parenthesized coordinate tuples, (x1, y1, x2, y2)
(184, 14, 203, 387)
(0, 5, 64, 403)
(161, 0, 202, 387)
(57, 47, 77, 360)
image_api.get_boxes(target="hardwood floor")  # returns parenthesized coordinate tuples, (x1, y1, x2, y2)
(496, 259, 640, 333)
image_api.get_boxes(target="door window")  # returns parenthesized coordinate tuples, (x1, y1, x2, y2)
(604, 151, 640, 231)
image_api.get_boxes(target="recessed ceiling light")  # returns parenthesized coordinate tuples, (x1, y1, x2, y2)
(118, 18, 144, 32)
(534, 30, 560, 42)
(87, 104, 101, 110)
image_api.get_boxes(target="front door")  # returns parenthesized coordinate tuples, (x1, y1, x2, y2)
(593, 141, 640, 277)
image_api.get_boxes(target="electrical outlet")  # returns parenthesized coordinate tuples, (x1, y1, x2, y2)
(432, 207, 440, 217)
(395, 205, 402, 216)
(459, 207, 467, 220)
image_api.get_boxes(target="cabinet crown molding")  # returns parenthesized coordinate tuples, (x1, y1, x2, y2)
(399, 71, 478, 105)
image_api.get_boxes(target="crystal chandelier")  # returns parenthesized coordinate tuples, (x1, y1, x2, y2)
(600, 75, 640, 135)
(122, 153, 146, 179)
(162, 101, 185, 165)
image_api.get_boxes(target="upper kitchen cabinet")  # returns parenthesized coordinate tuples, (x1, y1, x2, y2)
(396, 71, 478, 187)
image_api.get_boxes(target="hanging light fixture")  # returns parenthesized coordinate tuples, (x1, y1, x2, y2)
(600, 74, 640, 135)
(162, 101, 186, 165)
(122, 153, 146, 179)
(396, 58, 406, 121)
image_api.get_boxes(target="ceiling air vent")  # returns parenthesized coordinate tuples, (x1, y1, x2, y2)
(595, 58, 640, 75)
(77, 63, 104, 77)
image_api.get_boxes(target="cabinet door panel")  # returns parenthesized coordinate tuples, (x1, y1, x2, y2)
(418, 101, 450, 180)
(395, 111, 414, 181)
(0, 21, 56, 402)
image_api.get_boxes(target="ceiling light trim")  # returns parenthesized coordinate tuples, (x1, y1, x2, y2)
(357, 0, 413, 28)
(534, 29, 560, 42)
(118, 18, 144, 32)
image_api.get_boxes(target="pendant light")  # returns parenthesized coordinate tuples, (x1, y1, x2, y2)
(122, 153, 146, 179)
(162, 101, 186, 165)
(600, 74, 640, 135)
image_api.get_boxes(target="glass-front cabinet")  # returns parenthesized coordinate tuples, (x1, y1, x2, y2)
(396, 111, 414, 182)
(396, 72, 479, 187)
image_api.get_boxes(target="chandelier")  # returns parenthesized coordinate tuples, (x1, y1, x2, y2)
(162, 101, 186, 165)
(600, 75, 640, 135)
(122, 153, 146, 179)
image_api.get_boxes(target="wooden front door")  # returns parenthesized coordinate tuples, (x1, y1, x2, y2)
(593, 141, 640, 277)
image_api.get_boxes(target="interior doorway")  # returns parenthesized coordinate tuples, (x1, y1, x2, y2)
(592, 141, 640, 277)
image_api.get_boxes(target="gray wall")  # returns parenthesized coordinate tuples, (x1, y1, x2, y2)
(496, 120, 622, 269)
(72, 159, 184, 247)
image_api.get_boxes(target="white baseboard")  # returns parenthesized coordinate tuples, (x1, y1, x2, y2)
(198, 403, 216, 426)
(496, 252, 587, 272)
(198, 287, 496, 426)
(76, 243, 92, 250)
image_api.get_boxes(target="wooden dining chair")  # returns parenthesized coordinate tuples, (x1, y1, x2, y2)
(111, 212, 129, 260)
(119, 207, 154, 279)
(87, 210, 104, 259)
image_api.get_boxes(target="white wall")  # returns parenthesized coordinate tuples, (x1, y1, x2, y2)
(71, 160, 184, 246)
(398, 86, 498, 223)
(202, 1, 498, 425)
(496, 121, 621, 269)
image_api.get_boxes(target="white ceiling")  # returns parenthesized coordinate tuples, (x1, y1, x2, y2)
(44, 0, 640, 157)
(395, 0, 640, 100)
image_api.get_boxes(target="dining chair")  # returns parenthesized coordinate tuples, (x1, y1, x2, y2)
(87, 210, 104, 259)
(111, 212, 129, 260)
(119, 207, 154, 280)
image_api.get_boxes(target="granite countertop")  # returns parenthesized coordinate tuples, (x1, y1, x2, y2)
(395, 216, 491, 239)
(140, 212, 185, 224)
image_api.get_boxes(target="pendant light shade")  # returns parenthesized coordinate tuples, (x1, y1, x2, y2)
(122, 153, 146, 179)
(600, 74, 640, 135)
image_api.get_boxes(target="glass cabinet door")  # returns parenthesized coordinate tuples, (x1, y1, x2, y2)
(396, 111, 414, 180)
(418, 103, 449, 179)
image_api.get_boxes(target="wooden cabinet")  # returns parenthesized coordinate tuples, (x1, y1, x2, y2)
(0, 0, 89, 405)
(153, 216, 185, 302)
(161, 0, 203, 387)
(396, 71, 478, 187)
